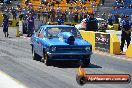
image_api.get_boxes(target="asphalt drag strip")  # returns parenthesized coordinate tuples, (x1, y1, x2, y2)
(0, 27, 132, 88)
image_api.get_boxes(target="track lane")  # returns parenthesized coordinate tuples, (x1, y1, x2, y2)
(0, 28, 131, 88)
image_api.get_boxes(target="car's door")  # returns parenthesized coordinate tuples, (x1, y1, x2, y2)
(37, 28, 45, 57)
(34, 27, 43, 55)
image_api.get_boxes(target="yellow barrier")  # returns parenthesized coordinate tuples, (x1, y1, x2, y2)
(113, 24, 119, 31)
(0, 14, 19, 27)
(16, 27, 20, 37)
(79, 30, 120, 54)
(79, 30, 95, 50)
(126, 44, 132, 58)
(110, 34, 120, 54)
(0, 14, 3, 26)
(9, 20, 19, 27)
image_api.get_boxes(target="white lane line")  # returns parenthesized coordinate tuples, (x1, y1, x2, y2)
(93, 51, 132, 61)
(0, 70, 28, 88)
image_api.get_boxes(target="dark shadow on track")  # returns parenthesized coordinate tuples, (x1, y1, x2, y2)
(88, 63, 102, 68)
(44, 61, 102, 68)
(8, 37, 13, 38)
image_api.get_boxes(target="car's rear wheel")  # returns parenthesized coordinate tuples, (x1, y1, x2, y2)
(43, 52, 50, 66)
(32, 47, 41, 61)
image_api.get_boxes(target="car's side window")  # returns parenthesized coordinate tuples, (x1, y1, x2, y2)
(43, 29, 46, 37)
(36, 30, 40, 37)
(38, 28, 43, 38)
(36, 27, 42, 37)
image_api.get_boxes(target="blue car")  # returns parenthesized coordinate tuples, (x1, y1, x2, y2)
(30, 25, 92, 66)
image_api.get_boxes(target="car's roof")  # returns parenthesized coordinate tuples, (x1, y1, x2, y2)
(41, 25, 74, 28)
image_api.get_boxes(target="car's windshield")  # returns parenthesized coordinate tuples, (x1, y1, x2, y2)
(46, 27, 81, 38)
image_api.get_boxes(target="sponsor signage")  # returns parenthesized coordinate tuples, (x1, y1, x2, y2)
(95, 33, 110, 52)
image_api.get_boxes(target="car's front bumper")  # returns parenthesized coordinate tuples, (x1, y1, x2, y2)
(47, 52, 92, 60)
(47, 52, 92, 56)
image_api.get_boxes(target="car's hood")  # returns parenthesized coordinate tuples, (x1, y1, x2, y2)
(43, 38, 91, 46)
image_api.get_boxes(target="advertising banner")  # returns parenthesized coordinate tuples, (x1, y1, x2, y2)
(95, 33, 110, 52)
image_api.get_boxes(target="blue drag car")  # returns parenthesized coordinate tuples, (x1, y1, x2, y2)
(30, 25, 92, 66)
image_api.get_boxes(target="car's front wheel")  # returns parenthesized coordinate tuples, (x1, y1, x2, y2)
(32, 47, 41, 61)
(43, 52, 50, 66)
